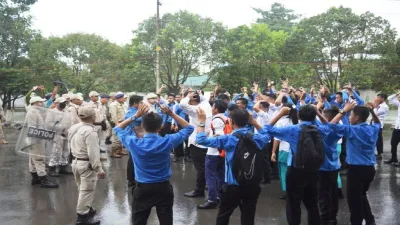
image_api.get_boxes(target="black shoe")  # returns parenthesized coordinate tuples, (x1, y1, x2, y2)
(47, 166, 60, 177)
(39, 176, 59, 188)
(375, 154, 383, 160)
(384, 158, 398, 164)
(184, 190, 204, 198)
(105, 137, 112, 145)
(279, 194, 286, 200)
(76, 213, 100, 225)
(31, 173, 41, 185)
(338, 188, 344, 199)
(393, 162, 400, 167)
(172, 155, 178, 162)
(197, 200, 218, 209)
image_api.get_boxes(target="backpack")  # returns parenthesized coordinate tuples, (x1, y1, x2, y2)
(232, 133, 264, 186)
(293, 125, 325, 171)
(211, 116, 232, 157)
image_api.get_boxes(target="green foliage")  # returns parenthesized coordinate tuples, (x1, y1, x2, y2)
(253, 3, 300, 33)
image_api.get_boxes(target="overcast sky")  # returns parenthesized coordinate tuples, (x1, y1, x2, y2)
(30, 0, 400, 45)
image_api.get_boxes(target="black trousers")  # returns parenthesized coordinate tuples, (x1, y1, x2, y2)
(347, 165, 375, 225)
(190, 145, 207, 192)
(390, 129, 400, 160)
(132, 181, 174, 225)
(127, 153, 136, 185)
(318, 170, 339, 225)
(262, 143, 271, 181)
(173, 126, 184, 157)
(286, 167, 320, 225)
(160, 122, 172, 137)
(216, 185, 261, 225)
(340, 139, 348, 169)
(376, 128, 383, 155)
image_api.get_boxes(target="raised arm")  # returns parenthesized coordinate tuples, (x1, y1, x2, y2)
(388, 92, 400, 107)
(366, 102, 381, 124)
(331, 102, 355, 124)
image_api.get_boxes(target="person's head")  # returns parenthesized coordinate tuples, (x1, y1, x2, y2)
(236, 98, 248, 110)
(109, 92, 116, 100)
(218, 94, 230, 104)
(190, 94, 201, 106)
(142, 112, 163, 133)
(212, 100, 228, 115)
(229, 109, 249, 129)
(376, 93, 388, 104)
(89, 91, 99, 102)
(260, 101, 270, 112)
(323, 107, 340, 122)
(114, 92, 125, 103)
(227, 104, 238, 117)
(129, 95, 143, 108)
(167, 93, 175, 104)
(54, 97, 67, 110)
(146, 93, 157, 105)
(298, 104, 317, 122)
(70, 94, 83, 106)
(175, 94, 182, 103)
(30, 96, 46, 107)
(349, 106, 370, 125)
(78, 107, 96, 124)
(284, 103, 299, 124)
(100, 94, 110, 104)
(44, 93, 52, 101)
(266, 94, 277, 103)
(335, 92, 343, 104)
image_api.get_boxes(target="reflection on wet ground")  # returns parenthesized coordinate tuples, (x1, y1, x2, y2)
(1, 129, 400, 225)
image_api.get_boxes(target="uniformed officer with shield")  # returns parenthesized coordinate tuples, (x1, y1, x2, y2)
(69, 107, 105, 225)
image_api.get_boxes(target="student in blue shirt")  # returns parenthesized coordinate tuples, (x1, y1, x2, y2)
(160, 93, 176, 137)
(196, 108, 270, 225)
(123, 95, 144, 188)
(264, 104, 331, 225)
(329, 102, 380, 225)
(114, 104, 194, 225)
(171, 94, 188, 162)
(235, 97, 257, 132)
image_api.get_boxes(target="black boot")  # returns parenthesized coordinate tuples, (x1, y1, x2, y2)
(59, 165, 73, 175)
(39, 176, 59, 188)
(88, 207, 97, 219)
(105, 137, 112, 145)
(48, 166, 60, 177)
(76, 213, 100, 225)
(31, 173, 41, 185)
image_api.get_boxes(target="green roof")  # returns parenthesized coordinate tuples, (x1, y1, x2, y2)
(183, 75, 209, 86)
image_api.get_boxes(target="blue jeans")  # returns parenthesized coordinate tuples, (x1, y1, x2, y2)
(205, 155, 224, 202)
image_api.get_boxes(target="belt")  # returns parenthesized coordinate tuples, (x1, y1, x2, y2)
(136, 180, 170, 187)
(72, 156, 90, 161)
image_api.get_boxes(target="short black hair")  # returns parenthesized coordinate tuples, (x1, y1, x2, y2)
(167, 93, 175, 98)
(266, 94, 277, 100)
(213, 100, 228, 114)
(142, 112, 163, 132)
(377, 93, 388, 100)
(218, 94, 230, 101)
(260, 102, 270, 109)
(336, 92, 343, 98)
(230, 109, 249, 127)
(298, 104, 317, 122)
(323, 107, 339, 121)
(284, 103, 299, 125)
(352, 106, 370, 122)
(236, 97, 248, 107)
(129, 95, 143, 106)
(227, 104, 238, 112)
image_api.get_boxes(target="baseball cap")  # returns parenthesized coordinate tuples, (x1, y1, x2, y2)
(115, 92, 124, 99)
(54, 97, 67, 103)
(89, 91, 99, 97)
(109, 92, 116, 97)
(100, 94, 110, 99)
(78, 107, 95, 119)
(146, 93, 158, 99)
(29, 96, 46, 104)
(62, 94, 70, 99)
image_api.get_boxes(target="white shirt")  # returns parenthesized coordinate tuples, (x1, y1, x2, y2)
(256, 111, 270, 129)
(388, 94, 400, 129)
(268, 104, 282, 119)
(274, 117, 291, 152)
(374, 102, 389, 128)
(207, 114, 226, 155)
(179, 96, 212, 149)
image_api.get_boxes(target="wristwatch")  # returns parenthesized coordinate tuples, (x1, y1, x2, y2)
(197, 122, 205, 127)
(339, 110, 346, 115)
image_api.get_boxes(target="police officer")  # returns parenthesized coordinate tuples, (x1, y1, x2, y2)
(0, 105, 8, 144)
(87, 91, 108, 161)
(109, 92, 116, 103)
(47, 97, 72, 176)
(69, 94, 83, 125)
(69, 107, 105, 225)
(26, 96, 59, 188)
(109, 92, 128, 158)
(100, 94, 112, 145)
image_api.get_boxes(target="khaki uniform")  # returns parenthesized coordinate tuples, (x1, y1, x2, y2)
(46, 108, 72, 167)
(69, 122, 104, 215)
(109, 101, 126, 155)
(68, 103, 82, 125)
(0, 107, 5, 141)
(26, 107, 47, 176)
(87, 101, 107, 158)
(101, 103, 112, 138)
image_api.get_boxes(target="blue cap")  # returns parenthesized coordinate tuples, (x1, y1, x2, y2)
(100, 94, 110, 98)
(115, 91, 124, 99)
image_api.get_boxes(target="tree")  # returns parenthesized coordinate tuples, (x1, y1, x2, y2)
(253, 3, 300, 33)
(130, 10, 227, 93)
(283, 6, 397, 92)
(0, 0, 38, 109)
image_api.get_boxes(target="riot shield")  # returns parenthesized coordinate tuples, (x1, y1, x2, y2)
(15, 106, 71, 159)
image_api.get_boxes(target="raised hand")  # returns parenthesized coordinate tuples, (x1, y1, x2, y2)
(197, 107, 206, 123)
(134, 104, 149, 118)
(343, 101, 356, 113)
(160, 104, 173, 116)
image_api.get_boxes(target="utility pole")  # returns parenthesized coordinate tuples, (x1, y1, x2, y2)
(155, 0, 161, 91)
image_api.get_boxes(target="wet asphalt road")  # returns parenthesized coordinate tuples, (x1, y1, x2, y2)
(1, 128, 400, 225)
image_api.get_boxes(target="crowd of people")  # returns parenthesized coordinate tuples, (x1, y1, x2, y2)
(4, 79, 400, 225)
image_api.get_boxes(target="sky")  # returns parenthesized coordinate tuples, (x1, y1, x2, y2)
(30, 0, 400, 45)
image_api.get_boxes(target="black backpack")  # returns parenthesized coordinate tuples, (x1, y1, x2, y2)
(232, 133, 264, 186)
(293, 125, 325, 171)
